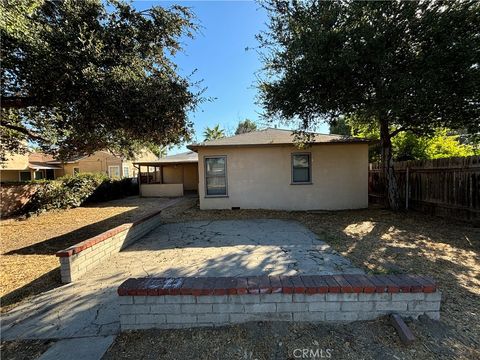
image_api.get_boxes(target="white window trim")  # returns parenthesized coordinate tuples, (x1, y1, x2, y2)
(108, 165, 120, 178)
(123, 166, 129, 178)
(291, 152, 312, 185)
(204, 155, 228, 198)
(19, 171, 32, 182)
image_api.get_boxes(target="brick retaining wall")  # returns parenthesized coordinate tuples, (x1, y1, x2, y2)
(56, 210, 163, 283)
(118, 275, 441, 330)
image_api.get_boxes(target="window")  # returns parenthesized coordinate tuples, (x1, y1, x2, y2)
(292, 153, 311, 184)
(19, 171, 31, 182)
(34, 170, 44, 180)
(123, 166, 129, 178)
(108, 165, 120, 178)
(205, 156, 227, 196)
(73, 167, 80, 175)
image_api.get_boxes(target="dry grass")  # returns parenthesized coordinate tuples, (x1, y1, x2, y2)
(1, 197, 479, 358)
(0, 197, 171, 311)
(154, 204, 480, 359)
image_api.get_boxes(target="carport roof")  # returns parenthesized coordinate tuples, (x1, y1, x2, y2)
(134, 151, 198, 166)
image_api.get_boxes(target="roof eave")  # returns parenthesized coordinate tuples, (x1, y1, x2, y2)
(187, 140, 371, 150)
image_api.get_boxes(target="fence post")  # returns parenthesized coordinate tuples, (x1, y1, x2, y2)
(405, 167, 409, 210)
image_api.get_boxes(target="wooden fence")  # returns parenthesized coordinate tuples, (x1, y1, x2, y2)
(369, 156, 480, 222)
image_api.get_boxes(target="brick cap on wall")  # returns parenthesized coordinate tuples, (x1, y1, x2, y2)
(56, 209, 163, 257)
(117, 274, 437, 296)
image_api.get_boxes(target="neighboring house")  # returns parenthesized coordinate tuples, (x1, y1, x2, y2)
(185, 128, 369, 211)
(51, 150, 157, 179)
(0, 150, 157, 182)
(0, 152, 61, 182)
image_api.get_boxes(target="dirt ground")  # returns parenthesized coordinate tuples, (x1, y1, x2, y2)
(0, 197, 172, 311)
(1, 197, 479, 359)
(106, 204, 480, 359)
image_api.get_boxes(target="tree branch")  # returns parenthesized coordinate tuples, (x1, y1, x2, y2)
(0, 121, 47, 142)
(389, 126, 410, 138)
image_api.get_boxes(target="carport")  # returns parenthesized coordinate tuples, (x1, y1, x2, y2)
(134, 151, 198, 197)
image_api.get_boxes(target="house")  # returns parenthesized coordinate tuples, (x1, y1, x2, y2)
(0, 150, 157, 182)
(0, 152, 61, 182)
(50, 150, 157, 179)
(186, 128, 369, 211)
(134, 151, 198, 197)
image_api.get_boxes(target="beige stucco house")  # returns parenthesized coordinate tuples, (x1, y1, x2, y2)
(186, 128, 369, 211)
(0, 150, 157, 182)
(0, 152, 61, 182)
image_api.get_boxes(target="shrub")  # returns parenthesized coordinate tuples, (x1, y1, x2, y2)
(24, 173, 138, 215)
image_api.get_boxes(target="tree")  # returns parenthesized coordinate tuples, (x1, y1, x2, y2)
(235, 119, 258, 135)
(329, 116, 351, 136)
(203, 124, 226, 141)
(258, 1, 479, 209)
(332, 117, 477, 161)
(1, 0, 202, 161)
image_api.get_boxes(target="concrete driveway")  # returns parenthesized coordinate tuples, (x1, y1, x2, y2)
(2, 219, 362, 342)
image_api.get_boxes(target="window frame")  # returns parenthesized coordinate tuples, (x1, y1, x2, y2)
(33, 170, 44, 180)
(204, 155, 228, 197)
(108, 165, 120, 178)
(123, 166, 129, 178)
(19, 171, 32, 182)
(291, 152, 312, 185)
(73, 167, 80, 175)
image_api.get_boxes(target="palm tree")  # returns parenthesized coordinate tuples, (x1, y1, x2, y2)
(203, 124, 226, 141)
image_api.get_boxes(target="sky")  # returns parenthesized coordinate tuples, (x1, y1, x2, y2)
(133, 1, 329, 154)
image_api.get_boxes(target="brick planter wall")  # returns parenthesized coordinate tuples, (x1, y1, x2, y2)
(118, 275, 441, 330)
(56, 210, 163, 283)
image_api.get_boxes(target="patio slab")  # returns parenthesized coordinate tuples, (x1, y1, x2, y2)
(91, 219, 364, 279)
(1, 219, 362, 341)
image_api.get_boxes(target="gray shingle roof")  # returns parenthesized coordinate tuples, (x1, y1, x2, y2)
(188, 128, 367, 150)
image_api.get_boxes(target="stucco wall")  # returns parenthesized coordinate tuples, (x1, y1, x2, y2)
(0, 170, 22, 182)
(140, 183, 184, 197)
(0, 183, 40, 218)
(197, 144, 368, 211)
(183, 163, 199, 191)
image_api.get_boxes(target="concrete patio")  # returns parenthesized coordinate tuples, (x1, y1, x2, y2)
(2, 219, 362, 342)
(92, 219, 363, 280)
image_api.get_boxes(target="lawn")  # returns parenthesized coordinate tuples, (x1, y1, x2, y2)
(0, 197, 176, 311)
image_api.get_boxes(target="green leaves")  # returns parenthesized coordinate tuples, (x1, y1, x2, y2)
(258, 0, 480, 134)
(203, 124, 226, 141)
(235, 119, 258, 135)
(1, 0, 201, 160)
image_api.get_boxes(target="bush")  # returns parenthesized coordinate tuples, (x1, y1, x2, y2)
(24, 173, 138, 215)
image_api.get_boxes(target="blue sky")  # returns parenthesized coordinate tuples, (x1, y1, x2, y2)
(133, 1, 329, 154)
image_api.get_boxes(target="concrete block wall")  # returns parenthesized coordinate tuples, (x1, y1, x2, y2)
(56, 210, 163, 283)
(118, 275, 441, 330)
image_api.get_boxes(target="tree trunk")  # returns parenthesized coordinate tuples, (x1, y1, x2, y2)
(379, 118, 400, 210)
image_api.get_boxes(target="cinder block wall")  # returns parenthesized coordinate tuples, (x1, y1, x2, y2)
(118, 275, 441, 330)
(56, 210, 163, 283)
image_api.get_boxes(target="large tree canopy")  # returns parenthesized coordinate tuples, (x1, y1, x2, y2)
(258, 0, 479, 209)
(1, 0, 202, 160)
